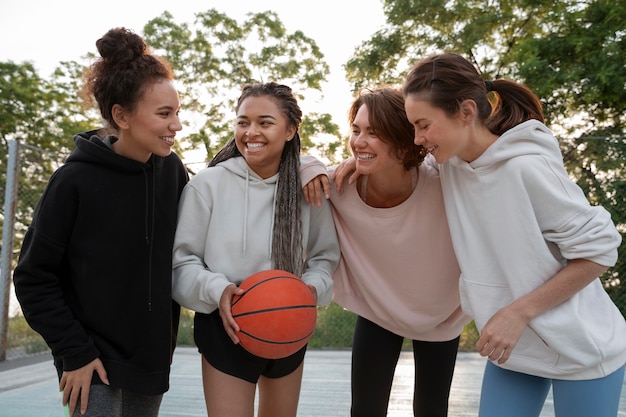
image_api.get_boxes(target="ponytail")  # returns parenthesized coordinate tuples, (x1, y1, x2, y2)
(403, 52, 544, 135)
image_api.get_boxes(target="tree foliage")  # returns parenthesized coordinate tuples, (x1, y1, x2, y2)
(345, 0, 626, 312)
(0, 8, 344, 266)
(142, 9, 342, 164)
(346, 0, 625, 130)
(0, 61, 96, 252)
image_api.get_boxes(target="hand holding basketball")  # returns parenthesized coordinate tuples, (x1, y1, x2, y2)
(231, 269, 318, 359)
(219, 283, 244, 344)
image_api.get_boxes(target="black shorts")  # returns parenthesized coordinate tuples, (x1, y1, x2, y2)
(194, 310, 307, 383)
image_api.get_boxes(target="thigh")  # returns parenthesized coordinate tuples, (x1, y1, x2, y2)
(552, 365, 625, 417)
(196, 309, 267, 383)
(71, 384, 120, 417)
(412, 336, 459, 417)
(257, 361, 304, 417)
(121, 391, 162, 417)
(351, 316, 404, 417)
(262, 345, 307, 379)
(478, 361, 551, 417)
(201, 355, 257, 417)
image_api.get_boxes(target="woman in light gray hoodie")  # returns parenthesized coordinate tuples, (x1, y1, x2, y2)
(172, 82, 339, 417)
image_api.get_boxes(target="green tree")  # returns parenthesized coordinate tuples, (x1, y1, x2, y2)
(344, 0, 626, 313)
(142, 9, 342, 165)
(0, 60, 96, 246)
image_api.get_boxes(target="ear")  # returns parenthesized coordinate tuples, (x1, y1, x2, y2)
(285, 125, 297, 141)
(112, 104, 129, 130)
(459, 99, 478, 124)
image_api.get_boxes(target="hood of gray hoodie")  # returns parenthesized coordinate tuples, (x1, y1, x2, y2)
(216, 156, 280, 256)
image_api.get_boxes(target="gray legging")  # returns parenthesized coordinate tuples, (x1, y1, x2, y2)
(350, 316, 460, 417)
(69, 384, 163, 417)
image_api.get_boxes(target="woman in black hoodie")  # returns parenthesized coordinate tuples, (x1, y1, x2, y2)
(13, 27, 189, 417)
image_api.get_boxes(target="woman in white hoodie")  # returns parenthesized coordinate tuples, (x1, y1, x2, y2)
(330, 52, 625, 417)
(400, 52, 625, 417)
(172, 82, 339, 417)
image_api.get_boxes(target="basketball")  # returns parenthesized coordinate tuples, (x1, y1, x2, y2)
(231, 269, 317, 359)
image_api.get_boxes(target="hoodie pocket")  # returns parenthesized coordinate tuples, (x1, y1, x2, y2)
(459, 275, 560, 368)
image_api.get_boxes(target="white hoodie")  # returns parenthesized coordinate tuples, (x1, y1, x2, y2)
(439, 119, 625, 380)
(172, 156, 340, 314)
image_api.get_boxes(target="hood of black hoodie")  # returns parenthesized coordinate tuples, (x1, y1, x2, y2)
(68, 130, 165, 172)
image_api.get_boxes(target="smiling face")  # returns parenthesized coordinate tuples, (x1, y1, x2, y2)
(113, 79, 182, 162)
(404, 95, 470, 164)
(234, 95, 296, 179)
(350, 104, 403, 175)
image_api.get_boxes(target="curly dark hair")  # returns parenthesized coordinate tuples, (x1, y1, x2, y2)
(80, 27, 174, 131)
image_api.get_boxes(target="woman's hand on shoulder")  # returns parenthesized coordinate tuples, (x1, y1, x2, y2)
(303, 174, 331, 207)
(332, 157, 359, 193)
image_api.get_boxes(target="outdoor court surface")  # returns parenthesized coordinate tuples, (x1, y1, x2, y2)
(0, 347, 624, 416)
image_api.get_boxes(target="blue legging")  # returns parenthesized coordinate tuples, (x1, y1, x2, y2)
(350, 316, 460, 417)
(479, 360, 625, 417)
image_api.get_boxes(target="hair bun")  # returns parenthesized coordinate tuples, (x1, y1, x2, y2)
(96, 27, 147, 66)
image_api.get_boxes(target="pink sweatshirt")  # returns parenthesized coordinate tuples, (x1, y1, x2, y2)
(301, 156, 469, 341)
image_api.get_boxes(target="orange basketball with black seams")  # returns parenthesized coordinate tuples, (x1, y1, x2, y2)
(231, 269, 317, 359)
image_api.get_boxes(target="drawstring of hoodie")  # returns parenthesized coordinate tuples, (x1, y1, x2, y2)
(241, 166, 277, 261)
(242, 169, 249, 254)
(143, 169, 150, 246)
(269, 176, 278, 259)
(143, 165, 156, 312)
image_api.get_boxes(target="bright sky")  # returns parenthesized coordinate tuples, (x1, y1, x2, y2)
(0, 0, 386, 136)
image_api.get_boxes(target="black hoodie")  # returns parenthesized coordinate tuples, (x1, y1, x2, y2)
(14, 130, 189, 395)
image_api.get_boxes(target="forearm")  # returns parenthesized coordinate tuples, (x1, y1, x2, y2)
(509, 258, 608, 322)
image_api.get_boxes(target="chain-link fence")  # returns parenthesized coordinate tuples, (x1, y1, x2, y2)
(2, 140, 625, 361)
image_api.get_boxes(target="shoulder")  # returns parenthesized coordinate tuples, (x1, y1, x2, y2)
(192, 164, 229, 181)
(185, 165, 234, 197)
(418, 159, 441, 180)
(44, 161, 93, 188)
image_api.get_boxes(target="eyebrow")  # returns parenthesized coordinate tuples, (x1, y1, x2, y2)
(157, 105, 178, 111)
(237, 114, 277, 120)
(352, 123, 375, 133)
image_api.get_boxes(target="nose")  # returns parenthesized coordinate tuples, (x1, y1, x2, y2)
(246, 122, 259, 137)
(351, 131, 366, 149)
(170, 116, 183, 132)
(413, 133, 425, 146)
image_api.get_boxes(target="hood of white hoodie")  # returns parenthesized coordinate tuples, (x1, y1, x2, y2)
(449, 120, 562, 172)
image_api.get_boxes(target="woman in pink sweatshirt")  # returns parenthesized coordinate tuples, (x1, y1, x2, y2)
(301, 87, 469, 417)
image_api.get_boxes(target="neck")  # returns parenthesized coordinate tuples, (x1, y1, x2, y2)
(359, 167, 417, 208)
(461, 128, 499, 162)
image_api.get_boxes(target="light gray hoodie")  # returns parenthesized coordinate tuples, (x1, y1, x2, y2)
(439, 119, 625, 380)
(172, 156, 339, 314)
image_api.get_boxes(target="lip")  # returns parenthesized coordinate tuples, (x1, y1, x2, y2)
(356, 152, 375, 161)
(160, 136, 175, 146)
(245, 142, 266, 153)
